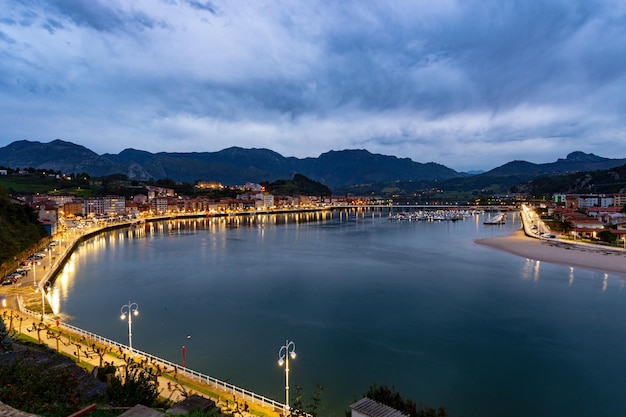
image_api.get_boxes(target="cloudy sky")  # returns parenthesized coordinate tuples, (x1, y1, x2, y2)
(1, 0, 625, 171)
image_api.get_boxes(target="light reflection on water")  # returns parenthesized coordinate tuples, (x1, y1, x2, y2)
(52, 209, 626, 417)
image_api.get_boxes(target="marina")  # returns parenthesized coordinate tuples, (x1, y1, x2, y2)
(388, 209, 483, 221)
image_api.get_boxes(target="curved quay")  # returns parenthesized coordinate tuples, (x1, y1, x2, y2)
(3, 204, 516, 414)
(5, 205, 401, 415)
(4, 210, 334, 416)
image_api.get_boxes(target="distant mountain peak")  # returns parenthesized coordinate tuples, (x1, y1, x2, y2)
(3, 140, 625, 193)
(562, 151, 607, 163)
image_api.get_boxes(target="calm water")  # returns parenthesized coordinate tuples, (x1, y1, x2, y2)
(50, 209, 626, 417)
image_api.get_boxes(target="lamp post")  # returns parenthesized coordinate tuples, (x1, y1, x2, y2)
(31, 261, 38, 287)
(39, 281, 51, 320)
(277, 340, 296, 414)
(120, 301, 139, 352)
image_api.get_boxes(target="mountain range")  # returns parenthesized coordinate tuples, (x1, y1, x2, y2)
(1, 140, 625, 193)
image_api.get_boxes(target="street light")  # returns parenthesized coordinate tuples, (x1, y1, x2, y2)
(31, 260, 39, 287)
(39, 281, 51, 320)
(120, 301, 139, 352)
(277, 340, 296, 414)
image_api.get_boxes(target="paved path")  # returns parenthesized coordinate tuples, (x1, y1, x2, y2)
(1, 221, 284, 417)
(1, 307, 281, 417)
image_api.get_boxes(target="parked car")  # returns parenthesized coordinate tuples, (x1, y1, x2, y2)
(1, 276, 17, 285)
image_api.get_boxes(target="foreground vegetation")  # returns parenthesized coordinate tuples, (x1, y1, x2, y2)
(0, 315, 242, 417)
(512, 163, 626, 198)
(0, 186, 48, 268)
(364, 385, 456, 417)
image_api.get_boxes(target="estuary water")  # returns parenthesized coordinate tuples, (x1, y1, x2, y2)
(51, 209, 626, 417)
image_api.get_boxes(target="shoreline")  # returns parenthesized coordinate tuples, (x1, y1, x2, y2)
(475, 230, 626, 277)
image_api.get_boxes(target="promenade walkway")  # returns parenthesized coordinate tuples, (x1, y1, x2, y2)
(0, 218, 284, 417)
(1, 307, 282, 417)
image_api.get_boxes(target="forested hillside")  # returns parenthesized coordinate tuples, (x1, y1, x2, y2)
(512, 163, 626, 198)
(0, 186, 47, 266)
(262, 174, 332, 196)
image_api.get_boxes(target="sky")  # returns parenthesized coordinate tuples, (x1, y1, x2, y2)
(1, 0, 625, 172)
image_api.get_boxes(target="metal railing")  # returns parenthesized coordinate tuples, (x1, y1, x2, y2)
(21, 309, 286, 412)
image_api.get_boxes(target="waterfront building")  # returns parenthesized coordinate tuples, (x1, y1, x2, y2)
(103, 196, 126, 216)
(63, 201, 83, 217)
(152, 197, 168, 215)
(262, 192, 274, 209)
(125, 201, 140, 217)
(84, 197, 105, 216)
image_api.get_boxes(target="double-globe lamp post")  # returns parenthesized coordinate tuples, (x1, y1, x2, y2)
(278, 340, 296, 415)
(120, 301, 139, 352)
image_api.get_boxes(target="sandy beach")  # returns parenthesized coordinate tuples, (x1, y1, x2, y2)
(476, 230, 626, 277)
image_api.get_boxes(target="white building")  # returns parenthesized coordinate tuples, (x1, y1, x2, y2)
(152, 197, 168, 214)
(262, 193, 274, 208)
(578, 194, 614, 208)
(103, 196, 126, 215)
(614, 193, 626, 207)
(83, 198, 104, 216)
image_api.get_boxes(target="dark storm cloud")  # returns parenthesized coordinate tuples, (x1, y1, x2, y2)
(47, 0, 124, 31)
(41, 17, 65, 34)
(313, 0, 622, 115)
(0, 0, 625, 171)
(48, 0, 164, 32)
(186, 0, 218, 15)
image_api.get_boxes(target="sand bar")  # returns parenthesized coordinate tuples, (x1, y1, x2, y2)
(476, 230, 626, 277)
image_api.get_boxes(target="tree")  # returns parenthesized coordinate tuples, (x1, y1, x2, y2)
(364, 384, 454, 417)
(291, 384, 325, 417)
(262, 174, 332, 197)
(0, 194, 48, 265)
(597, 230, 617, 244)
(549, 219, 572, 233)
(106, 358, 160, 407)
(0, 316, 12, 353)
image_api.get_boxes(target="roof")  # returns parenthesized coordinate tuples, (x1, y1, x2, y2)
(350, 398, 407, 417)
